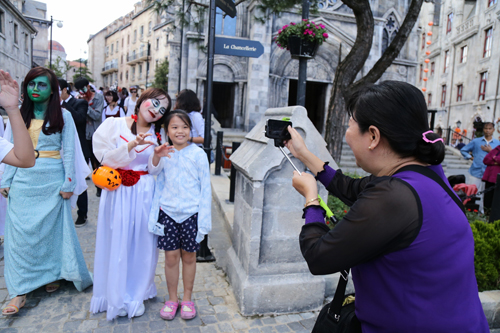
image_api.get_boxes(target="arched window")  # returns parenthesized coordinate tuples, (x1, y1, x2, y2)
(382, 14, 398, 54)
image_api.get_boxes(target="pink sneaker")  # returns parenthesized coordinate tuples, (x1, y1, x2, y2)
(180, 301, 196, 320)
(160, 301, 179, 320)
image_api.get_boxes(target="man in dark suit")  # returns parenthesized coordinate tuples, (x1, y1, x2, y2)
(58, 79, 90, 227)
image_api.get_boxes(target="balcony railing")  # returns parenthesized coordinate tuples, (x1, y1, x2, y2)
(455, 16, 476, 36)
(102, 60, 118, 74)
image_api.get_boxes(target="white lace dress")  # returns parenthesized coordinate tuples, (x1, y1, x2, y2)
(90, 117, 159, 320)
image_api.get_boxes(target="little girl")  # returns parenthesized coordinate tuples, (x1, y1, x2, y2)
(148, 110, 212, 320)
(90, 88, 172, 320)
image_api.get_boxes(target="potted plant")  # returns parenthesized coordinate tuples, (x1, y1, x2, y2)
(274, 19, 329, 59)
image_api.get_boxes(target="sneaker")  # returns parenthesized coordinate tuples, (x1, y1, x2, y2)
(134, 304, 145, 317)
(75, 216, 87, 228)
(118, 308, 127, 317)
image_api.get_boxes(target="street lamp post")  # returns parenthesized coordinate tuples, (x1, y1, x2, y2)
(145, 41, 151, 88)
(49, 16, 63, 70)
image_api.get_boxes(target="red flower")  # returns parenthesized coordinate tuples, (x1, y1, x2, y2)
(474, 209, 478, 213)
(131, 114, 138, 122)
(118, 169, 141, 186)
(344, 210, 347, 213)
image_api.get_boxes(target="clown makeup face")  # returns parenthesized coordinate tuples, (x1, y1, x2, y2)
(139, 96, 169, 123)
(27, 76, 51, 103)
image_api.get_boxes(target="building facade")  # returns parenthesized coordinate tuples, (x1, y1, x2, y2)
(89, 0, 420, 132)
(0, 0, 37, 88)
(88, 1, 170, 91)
(416, 0, 500, 138)
(19, 0, 49, 67)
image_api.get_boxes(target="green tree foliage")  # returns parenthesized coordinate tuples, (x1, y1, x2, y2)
(148, 0, 319, 32)
(73, 66, 94, 83)
(152, 59, 169, 90)
(470, 220, 500, 291)
(47, 56, 73, 79)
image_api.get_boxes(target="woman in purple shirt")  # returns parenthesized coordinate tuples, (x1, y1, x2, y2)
(286, 81, 488, 332)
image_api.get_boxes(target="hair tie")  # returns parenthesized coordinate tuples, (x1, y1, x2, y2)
(156, 132, 162, 141)
(131, 114, 138, 122)
(422, 130, 443, 144)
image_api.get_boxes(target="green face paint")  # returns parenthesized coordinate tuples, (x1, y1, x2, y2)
(27, 76, 52, 103)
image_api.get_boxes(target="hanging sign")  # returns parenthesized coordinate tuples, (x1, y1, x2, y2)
(214, 37, 264, 58)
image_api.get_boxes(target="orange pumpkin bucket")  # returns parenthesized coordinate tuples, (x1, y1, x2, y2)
(92, 166, 122, 191)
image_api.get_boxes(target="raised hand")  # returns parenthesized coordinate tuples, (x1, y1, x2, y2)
(154, 143, 175, 158)
(128, 133, 156, 152)
(0, 70, 20, 111)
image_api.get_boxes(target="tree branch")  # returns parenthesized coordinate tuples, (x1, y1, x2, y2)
(351, 0, 424, 91)
(333, 0, 374, 91)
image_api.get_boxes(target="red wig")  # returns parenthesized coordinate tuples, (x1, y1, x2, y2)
(21, 67, 64, 135)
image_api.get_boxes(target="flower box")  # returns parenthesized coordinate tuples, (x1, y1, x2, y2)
(288, 35, 319, 59)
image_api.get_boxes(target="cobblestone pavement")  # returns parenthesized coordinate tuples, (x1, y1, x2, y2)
(0, 180, 318, 332)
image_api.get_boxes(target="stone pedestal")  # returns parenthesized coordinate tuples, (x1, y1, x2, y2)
(227, 106, 338, 315)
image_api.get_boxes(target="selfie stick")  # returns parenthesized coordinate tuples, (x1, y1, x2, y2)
(278, 146, 302, 176)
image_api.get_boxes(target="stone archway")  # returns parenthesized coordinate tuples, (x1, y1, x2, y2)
(196, 55, 248, 128)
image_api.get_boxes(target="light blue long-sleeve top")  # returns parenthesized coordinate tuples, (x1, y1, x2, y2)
(460, 137, 500, 178)
(148, 143, 211, 243)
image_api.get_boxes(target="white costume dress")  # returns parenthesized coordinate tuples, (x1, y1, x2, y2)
(0, 123, 11, 235)
(90, 117, 159, 320)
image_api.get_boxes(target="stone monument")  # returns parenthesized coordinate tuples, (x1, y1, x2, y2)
(227, 106, 338, 315)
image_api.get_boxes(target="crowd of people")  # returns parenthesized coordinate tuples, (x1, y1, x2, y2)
(0, 68, 211, 321)
(0, 66, 494, 331)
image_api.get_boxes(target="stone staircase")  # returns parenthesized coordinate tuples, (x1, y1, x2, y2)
(338, 140, 472, 178)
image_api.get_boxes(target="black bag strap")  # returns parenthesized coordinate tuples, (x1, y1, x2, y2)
(328, 269, 350, 322)
(327, 165, 465, 322)
(395, 165, 465, 215)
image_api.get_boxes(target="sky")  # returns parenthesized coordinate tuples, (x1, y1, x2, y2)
(43, 0, 141, 61)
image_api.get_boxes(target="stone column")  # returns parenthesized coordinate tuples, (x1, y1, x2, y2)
(244, 2, 272, 131)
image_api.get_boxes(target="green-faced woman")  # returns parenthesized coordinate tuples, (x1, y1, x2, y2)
(0, 67, 92, 316)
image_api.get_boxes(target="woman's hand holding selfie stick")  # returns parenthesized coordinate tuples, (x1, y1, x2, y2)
(265, 122, 336, 223)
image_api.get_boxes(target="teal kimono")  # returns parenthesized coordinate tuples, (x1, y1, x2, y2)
(1, 110, 92, 298)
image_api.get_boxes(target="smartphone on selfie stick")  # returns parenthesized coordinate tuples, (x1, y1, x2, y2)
(265, 119, 338, 225)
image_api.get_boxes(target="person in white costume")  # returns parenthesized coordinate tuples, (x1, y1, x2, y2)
(124, 87, 139, 117)
(90, 88, 172, 320)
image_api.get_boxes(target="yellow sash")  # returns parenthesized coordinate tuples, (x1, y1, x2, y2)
(29, 119, 61, 159)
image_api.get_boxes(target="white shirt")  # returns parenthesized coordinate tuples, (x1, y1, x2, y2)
(124, 96, 138, 117)
(60, 95, 72, 105)
(148, 143, 211, 243)
(102, 105, 125, 122)
(0, 136, 12, 163)
(188, 111, 205, 148)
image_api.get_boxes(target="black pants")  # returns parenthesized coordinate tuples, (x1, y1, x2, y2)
(484, 181, 495, 210)
(86, 138, 99, 170)
(77, 190, 88, 218)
